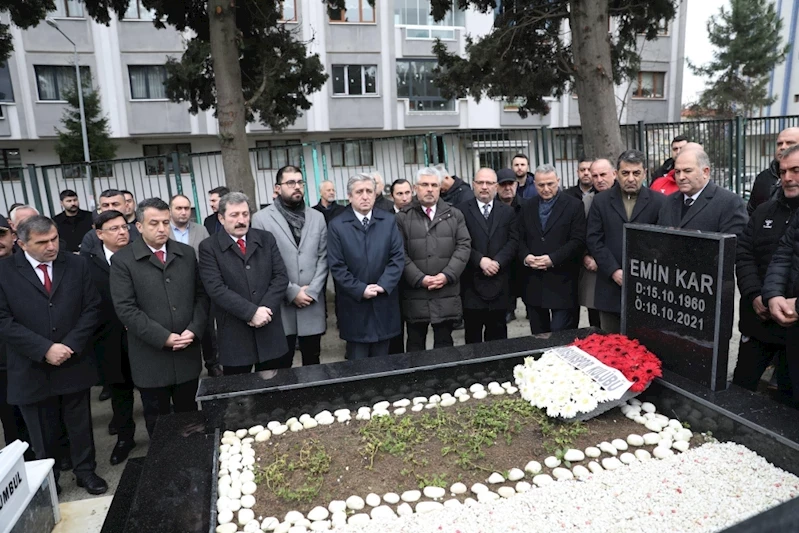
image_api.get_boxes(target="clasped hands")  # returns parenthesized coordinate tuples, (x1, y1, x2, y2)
(421, 274, 448, 291)
(164, 330, 196, 351)
(768, 296, 797, 326)
(45, 343, 73, 366)
(479, 257, 500, 277)
(248, 306, 273, 328)
(524, 254, 553, 270)
(363, 284, 386, 299)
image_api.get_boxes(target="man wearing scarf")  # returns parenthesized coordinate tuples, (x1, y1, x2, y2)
(252, 166, 328, 368)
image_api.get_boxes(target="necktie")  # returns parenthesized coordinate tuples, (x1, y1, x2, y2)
(38, 264, 52, 294)
(154, 250, 165, 264)
(237, 238, 246, 255)
(361, 217, 369, 230)
(425, 207, 433, 220)
(684, 197, 694, 207)
(482, 203, 491, 220)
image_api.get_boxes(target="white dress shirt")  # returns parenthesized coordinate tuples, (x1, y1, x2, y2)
(684, 182, 710, 204)
(477, 199, 493, 217)
(24, 252, 53, 286)
(422, 204, 437, 220)
(146, 243, 167, 262)
(103, 245, 115, 265)
(353, 209, 373, 225)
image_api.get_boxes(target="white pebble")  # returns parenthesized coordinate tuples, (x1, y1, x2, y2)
(470, 483, 489, 494)
(611, 439, 629, 451)
(228, 498, 241, 511)
(443, 499, 462, 508)
(627, 434, 644, 447)
(468, 383, 484, 393)
(440, 397, 457, 407)
(370, 505, 397, 520)
(572, 465, 591, 479)
(400, 490, 421, 502)
(412, 397, 428, 405)
(328, 500, 346, 513)
(392, 399, 410, 408)
(585, 447, 601, 458)
(525, 460, 542, 474)
(635, 449, 652, 461)
(506, 386, 518, 394)
(372, 409, 390, 417)
(254, 430, 271, 442)
(309, 521, 330, 531)
(544, 456, 561, 468)
(347, 513, 370, 526)
(477, 491, 499, 503)
(244, 521, 260, 533)
(643, 432, 661, 445)
(285, 417, 298, 427)
(668, 419, 684, 430)
(675, 429, 693, 442)
(673, 440, 690, 453)
(383, 492, 400, 504)
(497, 486, 516, 498)
(515, 481, 532, 492)
(235, 429, 248, 439)
(216, 524, 237, 533)
(330, 511, 346, 528)
(272, 425, 288, 436)
(453, 388, 467, 397)
(240, 495, 255, 509)
(641, 402, 656, 413)
(247, 425, 264, 436)
(532, 474, 554, 487)
(217, 509, 234, 525)
(411, 404, 424, 412)
(423, 486, 446, 499)
(645, 420, 665, 432)
(601, 457, 623, 471)
(302, 418, 318, 430)
(307, 507, 328, 521)
(416, 501, 444, 513)
(346, 495, 365, 510)
(287, 525, 306, 533)
(458, 395, 470, 403)
(261, 517, 279, 530)
(463, 498, 477, 507)
(266, 421, 281, 432)
(333, 409, 351, 418)
(396, 503, 413, 517)
(507, 468, 525, 481)
(634, 415, 647, 424)
(365, 493, 381, 507)
(489, 388, 505, 396)
(393, 408, 406, 416)
(598, 442, 618, 456)
(552, 467, 574, 481)
(238, 508, 255, 526)
(241, 481, 256, 495)
(564, 449, 585, 462)
(653, 446, 674, 459)
(373, 401, 390, 411)
(284, 511, 304, 524)
(619, 452, 637, 464)
(428, 394, 441, 403)
(449, 482, 467, 495)
(487, 472, 505, 484)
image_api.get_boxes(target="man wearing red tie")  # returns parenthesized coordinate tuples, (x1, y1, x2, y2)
(110, 198, 208, 437)
(0, 216, 106, 494)
(199, 192, 289, 374)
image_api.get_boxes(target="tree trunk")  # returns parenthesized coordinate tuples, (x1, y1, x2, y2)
(208, 0, 256, 202)
(569, 0, 625, 160)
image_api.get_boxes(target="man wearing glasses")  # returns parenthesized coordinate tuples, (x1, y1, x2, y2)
(252, 166, 328, 368)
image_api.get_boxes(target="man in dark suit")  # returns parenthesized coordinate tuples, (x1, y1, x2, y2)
(0, 216, 107, 494)
(199, 192, 290, 374)
(496, 169, 524, 323)
(657, 148, 747, 236)
(588, 151, 666, 333)
(80, 189, 141, 258)
(53, 189, 94, 253)
(312, 180, 346, 224)
(565, 157, 595, 201)
(328, 174, 405, 358)
(518, 165, 586, 334)
(457, 168, 519, 343)
(110, 198, 209, 437)
(204, 186, 230, 235)
(87, 210, 137, 465)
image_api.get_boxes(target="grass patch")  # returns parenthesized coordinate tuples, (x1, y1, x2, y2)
(253, 439, 331, 503)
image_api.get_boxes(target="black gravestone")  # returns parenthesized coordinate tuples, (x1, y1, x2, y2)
(620, 223, 736, 391)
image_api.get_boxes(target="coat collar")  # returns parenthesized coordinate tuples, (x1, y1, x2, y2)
(131, 237, 184, 269)
(14, 250, 68, 298)
(263, 204, 310, 249)
(678, 180, 717, 226)
(607, 184, 654, 223)
(215, 228, 263, 260)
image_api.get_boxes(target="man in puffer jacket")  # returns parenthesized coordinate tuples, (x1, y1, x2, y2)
(761, 144, 799, 404)
(436, 164, 475, 207)
(747, 128, 799, 215)
(397, 167, 471, 352)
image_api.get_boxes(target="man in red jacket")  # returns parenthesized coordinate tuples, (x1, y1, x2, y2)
(650, 141, 703, 195)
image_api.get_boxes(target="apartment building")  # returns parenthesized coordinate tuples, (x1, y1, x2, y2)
(0, 0, 686, 213)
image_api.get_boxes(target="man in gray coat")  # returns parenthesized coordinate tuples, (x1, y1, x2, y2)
(110, 198, 209, 437)
(169, 194, 221, 377)
(396, 167, 471, 352)
(199, 192, 290, 373)
(251, 165, 328, 366)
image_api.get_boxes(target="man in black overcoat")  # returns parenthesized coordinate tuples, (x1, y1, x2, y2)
(588, 151, 665, 333)
(0, 216, 107, 494)
(87, 210, 137, 465)
(457, 168, 519, 343)
(518, 165, 585, 334)
(199, 192, 290, 374)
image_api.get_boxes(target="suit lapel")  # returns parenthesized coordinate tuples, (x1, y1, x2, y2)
(49, 253, 67, 296)
(609, 187, 628, 222)
(542, 195, 567, 235)
(92, 253, 110, 274)
(268, 208, 298, 249)
(629, 187, 650, 222)
(469, 200, 489, 235)
(680, 181, 715, 227)
(243, 230, 260, 261)
(528, 197, 544, 236)
(163, 240, 183, 268)
(14, 253, 49, 298)
(487, 203, 501, 237)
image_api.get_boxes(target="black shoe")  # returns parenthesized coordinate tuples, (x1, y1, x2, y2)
(108, 423, 118, 436)
(99, 386, 111, 402)
(505, 311, 516, 324)
(76, 473, 108, 495)
(59, 456, 72, 472)
(110, 440, 136, 466)
(207, 365, 224, 378)
(453, 319, 464, 330)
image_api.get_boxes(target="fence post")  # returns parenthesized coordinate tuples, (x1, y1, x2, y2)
(541, 126, 549, 164)
(170, 152, 182, 196)
(637, 120, 647, 171)
(26, 165, 45, 214)
(187, 157, 203, 224)
(735, 115, 744, 196)
(422, 136, 430, 166)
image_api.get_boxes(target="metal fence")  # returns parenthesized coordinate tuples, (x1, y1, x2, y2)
(3, 114, 797, 220)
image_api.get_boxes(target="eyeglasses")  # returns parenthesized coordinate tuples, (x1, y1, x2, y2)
(100, 225, 129, 233)
(473, 180, 497, 187)
(280, 180, 304, 188)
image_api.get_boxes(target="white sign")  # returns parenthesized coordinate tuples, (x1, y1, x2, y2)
(548, 346, 634, 400)
(0, 440, 30, 532)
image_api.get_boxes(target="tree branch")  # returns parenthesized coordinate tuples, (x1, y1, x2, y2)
(244, 57, 269, 108)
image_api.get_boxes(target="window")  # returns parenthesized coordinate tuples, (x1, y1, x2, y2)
(554, 134, 584, 161)
(255, 140, 303, 170)
(503, 97, 526, 112)
(51, 0, 84, 17)
(332, 65, 377, 96)
(395, 0, 465, 27)
(124, 0, 156, 20)
(403, 137, 426, 164)
(0, 149, 22, 182)
(632, 72, 665, 99)
(281, 0, 296, 21)
(129, 65, 167, 100)
(330, 140, 373, 167)
(34, 65, 91, 101)
(396, 59, 455, 112)
(143, 143, 191, 175)
(656, 19, 669, 35)
(0, 63, 13, 102)
(329, 0, 375, 23)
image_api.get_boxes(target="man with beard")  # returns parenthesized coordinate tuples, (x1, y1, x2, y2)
(588, 151, 665, 333)
(312, 181, 346, 224)
(53, 190, 94, 253)
(496, 169, 523, 323)
(565, 157, 595, 200)
(437, 164, 475, 206)
(200, 192, 289, 373)
(512, 154, 539, 200)
(747, 127, 799, 215)
(87, 210, 137, 464)
(252, 166, 328, 368)
(121, 191, 137, 224)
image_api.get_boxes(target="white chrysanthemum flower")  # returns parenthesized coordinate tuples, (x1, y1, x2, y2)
(560, 402, 579, 419)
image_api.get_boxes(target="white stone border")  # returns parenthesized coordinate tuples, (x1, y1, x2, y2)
(215, 384, 692, 533)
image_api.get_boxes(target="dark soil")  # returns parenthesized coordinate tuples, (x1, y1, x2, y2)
(249, 397, 668, 521)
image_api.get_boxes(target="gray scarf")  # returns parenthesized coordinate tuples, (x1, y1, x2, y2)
(275, 195, 305, 245)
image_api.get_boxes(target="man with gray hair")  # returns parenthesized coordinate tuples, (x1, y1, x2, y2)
(328, 174, 405, 358)
(588, 150, 666, 332)
(252, 165, 328, 367)
(437, 164, 475, 206)
(657, 148, 747, 236)
(312, 180, 346, 224)
(199, 192, 290, 373)
(396, 167, 471, 351)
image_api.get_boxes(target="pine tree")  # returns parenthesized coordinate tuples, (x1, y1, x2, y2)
(54, 76, 117, 165)
(690, 0, 788, 117)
